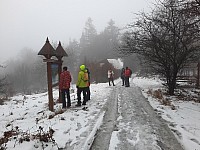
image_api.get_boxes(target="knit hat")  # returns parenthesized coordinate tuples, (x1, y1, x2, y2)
(80, 64, 85, 71)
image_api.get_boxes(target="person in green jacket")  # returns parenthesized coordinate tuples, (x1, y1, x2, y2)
(76, 64, 88, 106)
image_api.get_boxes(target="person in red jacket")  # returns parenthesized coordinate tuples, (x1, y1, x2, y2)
(59, 66, 72, 108)
(124, 66, 132, 87)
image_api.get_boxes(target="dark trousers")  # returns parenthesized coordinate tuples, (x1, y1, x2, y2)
(121, 77, 125, 86)
(61, 89, 71, 108)
(77, 87, 87, 105)
(85, 86, 90, 100)
(125, 77, 130, 87)
(108, 78, 115, 86)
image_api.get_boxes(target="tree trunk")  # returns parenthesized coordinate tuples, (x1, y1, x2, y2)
(168, 81, 175, 95)
(167, 74, 177, 95)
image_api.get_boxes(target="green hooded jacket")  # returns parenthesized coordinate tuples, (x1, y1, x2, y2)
(76, 65, 88, 88)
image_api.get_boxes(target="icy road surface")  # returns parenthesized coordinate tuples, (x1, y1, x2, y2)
(90, 84, 184, 150)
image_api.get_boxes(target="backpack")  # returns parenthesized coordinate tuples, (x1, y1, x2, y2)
(83, 72, 89, 82)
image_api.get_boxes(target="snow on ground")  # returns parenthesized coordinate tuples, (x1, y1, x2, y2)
(0, 83, 111, 150)
(0, 76, 199, 149)
(133, 76, 200, 150)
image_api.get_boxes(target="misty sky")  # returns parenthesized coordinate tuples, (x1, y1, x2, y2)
(0, 0, 155, 62)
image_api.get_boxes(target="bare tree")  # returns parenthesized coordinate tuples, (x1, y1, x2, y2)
(0, 77, 7, 95)
(119, 0, 200, 95)
(6, 48, 47, 94)
(0, 65, 9, 99)
(63, 39, 80, 82)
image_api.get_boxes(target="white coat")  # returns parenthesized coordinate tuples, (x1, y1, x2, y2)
(108, 70, 114, 78)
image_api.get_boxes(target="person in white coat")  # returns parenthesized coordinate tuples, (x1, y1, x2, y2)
(107, 68, 115, 86)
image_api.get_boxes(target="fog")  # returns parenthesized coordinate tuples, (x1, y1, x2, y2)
(0, 0, 155, 62)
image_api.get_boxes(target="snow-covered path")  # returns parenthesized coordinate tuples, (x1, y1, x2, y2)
(1, 77, 199, 149)
(90, 86, 119, 150)
(91, 83, 184, 150)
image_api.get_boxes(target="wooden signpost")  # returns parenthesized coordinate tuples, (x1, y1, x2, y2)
(38, 38, 68, 111)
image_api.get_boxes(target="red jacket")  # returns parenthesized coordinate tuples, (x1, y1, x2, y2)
(124, 68, 132, 77)
(59, 71, 72, 89)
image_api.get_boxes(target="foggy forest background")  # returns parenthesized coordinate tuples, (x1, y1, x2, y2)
(0, 18, 140, 96)
(0, 0, 199, 97)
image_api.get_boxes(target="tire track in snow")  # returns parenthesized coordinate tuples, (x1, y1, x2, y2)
(90, 86, 118, 150)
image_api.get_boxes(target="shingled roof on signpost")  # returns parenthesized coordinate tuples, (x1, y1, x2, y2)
(38, 37, 56, 59)
(55, 41, 68, 59)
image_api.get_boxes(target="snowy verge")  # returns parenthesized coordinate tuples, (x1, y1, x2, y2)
(133, 76, 200, 150)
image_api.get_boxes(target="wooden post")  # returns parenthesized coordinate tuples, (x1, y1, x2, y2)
(58, 59, 63, 103)
(47, 62, 54, 111)
(55, 41, 68, 103)
(38, 37, 58, 112)
(38, 38, 68, 111)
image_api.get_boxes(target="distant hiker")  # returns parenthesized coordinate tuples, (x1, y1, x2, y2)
(124, 67, 132, 87)
(108, 68, 115, 86)
(22, 95, 26, 105)
(85, 67, 91, 101)
(76, 64, 88, 106)
(121, 68, 125, 86)
(59, 66, 72, 108)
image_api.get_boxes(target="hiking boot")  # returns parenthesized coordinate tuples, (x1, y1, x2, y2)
(82, 107, 88, 111)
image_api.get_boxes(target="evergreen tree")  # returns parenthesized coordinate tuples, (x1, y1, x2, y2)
(79, 17, 97, 62)
(103, 19, 120, 58)
(92, 19, 120, 62)
(104, 19, 119, 44)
